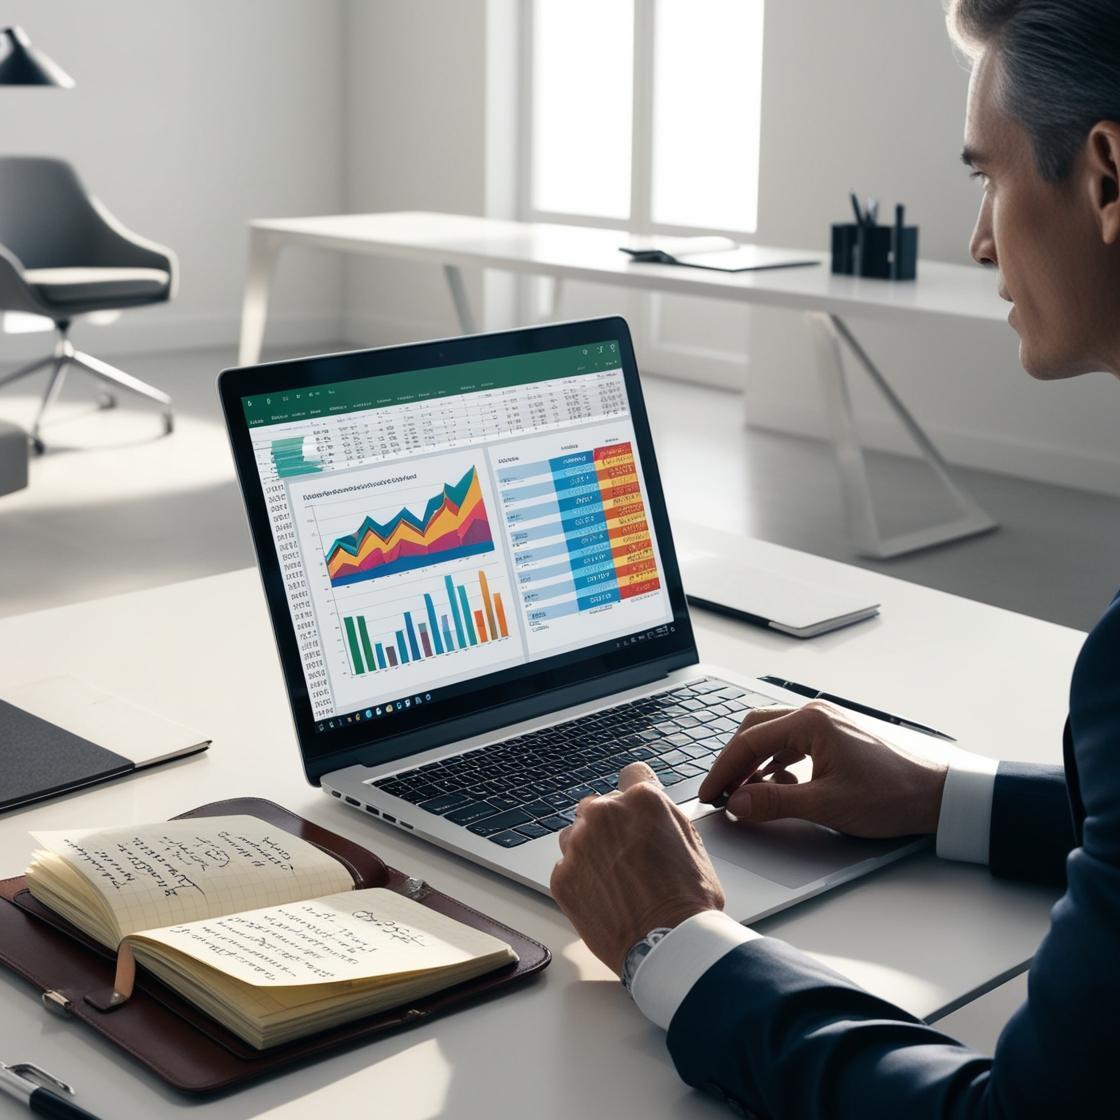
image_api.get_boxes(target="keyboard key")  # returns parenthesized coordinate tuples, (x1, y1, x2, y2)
(522, 798, 557, 818)
(514, 821, 552, 840)
(663, 733, 693, 749)
(486, 795, 522, 813)
(680, 743, 712, 759)
(590, 777, 617, 794)
(416, 792, 472, 816)
(537, 815, 571, 832)
(468, 809, 534, 837)
(675, 761, 707, 778)
(544, 791, 576, 809)
(396, 783, 442, 804)
(660, 769, 685, 786)
(660, 749, 691, 767)
(565, 784, 598, 801)
(488, 830, 530, 848)
(445, 801, 502, 826)
(674, 715, 701, 728)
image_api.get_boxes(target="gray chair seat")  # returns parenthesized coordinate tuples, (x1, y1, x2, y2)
(23, 266, 171, 307)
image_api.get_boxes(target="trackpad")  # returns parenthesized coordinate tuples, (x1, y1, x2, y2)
(695, 811, 911, 890)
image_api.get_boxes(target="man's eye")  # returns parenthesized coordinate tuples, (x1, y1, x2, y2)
(969, 170, 990, 189)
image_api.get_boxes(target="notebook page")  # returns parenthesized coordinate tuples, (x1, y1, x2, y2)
(130, 887, 516, 986)
(32, 817, 354, 938)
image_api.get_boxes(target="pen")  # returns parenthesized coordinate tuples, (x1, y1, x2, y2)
(849, 191, 865, 227)
(0, 1062, 103, 1120)
(867, 198, 879, 226)
(757, 676, 956, 742)
(893, 203, 906, 280)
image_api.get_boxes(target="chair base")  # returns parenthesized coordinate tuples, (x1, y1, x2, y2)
(0, 323, 173, 452)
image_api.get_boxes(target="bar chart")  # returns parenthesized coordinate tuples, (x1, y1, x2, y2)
(341, 568, 511, 676)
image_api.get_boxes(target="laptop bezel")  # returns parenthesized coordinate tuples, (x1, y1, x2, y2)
(218, 316, 698, 785)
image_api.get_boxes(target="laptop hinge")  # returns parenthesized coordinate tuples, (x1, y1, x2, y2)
(307, 651, 696, 784)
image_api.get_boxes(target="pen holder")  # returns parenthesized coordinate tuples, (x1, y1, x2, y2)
(831, 223, 918, 280)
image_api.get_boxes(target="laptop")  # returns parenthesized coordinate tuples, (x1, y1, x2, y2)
(219, 317, 923, 924)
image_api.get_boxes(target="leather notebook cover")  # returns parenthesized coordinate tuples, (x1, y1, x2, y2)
(0, 797, 551, 1095)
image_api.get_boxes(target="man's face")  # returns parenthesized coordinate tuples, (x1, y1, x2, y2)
(964, 50, 1115, 379)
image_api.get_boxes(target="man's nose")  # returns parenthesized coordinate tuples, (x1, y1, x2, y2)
(970, 199, 997, 266)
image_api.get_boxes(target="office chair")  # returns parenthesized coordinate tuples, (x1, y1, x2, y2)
(0, 156, 177, 452)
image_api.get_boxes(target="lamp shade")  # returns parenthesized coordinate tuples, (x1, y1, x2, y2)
(0, 26, 74, 87)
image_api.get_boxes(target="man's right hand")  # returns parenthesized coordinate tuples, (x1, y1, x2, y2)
(697, 701, 949, 838)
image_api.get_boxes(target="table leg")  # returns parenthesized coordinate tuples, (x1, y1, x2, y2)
(238, 230, 281, 366)
(443, 264, 478, 335)
(805, 310, 998, 559)
(544, 276, 565, 321)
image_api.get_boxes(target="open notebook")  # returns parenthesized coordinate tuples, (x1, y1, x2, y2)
(25, 817, 516, 1049)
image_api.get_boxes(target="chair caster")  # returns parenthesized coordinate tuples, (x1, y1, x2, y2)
(162, 412, 174, 435)
(31, 436, 45, 455)
(98, 393, 117, 411)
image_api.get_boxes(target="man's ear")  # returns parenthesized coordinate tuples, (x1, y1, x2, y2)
(1085, 122, 1120, 245)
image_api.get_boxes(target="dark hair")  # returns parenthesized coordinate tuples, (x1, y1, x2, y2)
(947, 0, 1120, 181)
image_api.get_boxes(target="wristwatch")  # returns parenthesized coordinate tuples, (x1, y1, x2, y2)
(620, 927, 674, 994)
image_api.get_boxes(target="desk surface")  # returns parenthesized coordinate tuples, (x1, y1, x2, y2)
(251, 210, 1008, 327)
(0, 540, 1084, 1119)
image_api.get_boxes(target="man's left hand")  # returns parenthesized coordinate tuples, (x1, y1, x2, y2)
(550, 761, 725, 976)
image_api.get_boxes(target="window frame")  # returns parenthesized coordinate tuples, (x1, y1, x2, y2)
(518, 0, 762, 240)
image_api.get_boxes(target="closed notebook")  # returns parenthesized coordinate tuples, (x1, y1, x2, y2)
(1, 676, 209, 812)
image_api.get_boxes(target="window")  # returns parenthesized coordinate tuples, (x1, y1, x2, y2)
(526, 0, 766, 236)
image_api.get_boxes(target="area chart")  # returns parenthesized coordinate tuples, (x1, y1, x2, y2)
(326, 465, 494, 587)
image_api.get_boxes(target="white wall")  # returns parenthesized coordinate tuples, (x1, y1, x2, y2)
(0, 0, 346, 362)
(338, 0, 1120, 496)
(736, 0, 1120, 495)
(342, 0, 489, 347)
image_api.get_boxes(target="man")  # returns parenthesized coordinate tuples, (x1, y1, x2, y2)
(550, 2, 1120, 1116)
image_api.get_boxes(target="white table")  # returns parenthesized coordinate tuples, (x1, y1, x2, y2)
(238, 211, 1010, 559)
(0, 541, 1082, 1119)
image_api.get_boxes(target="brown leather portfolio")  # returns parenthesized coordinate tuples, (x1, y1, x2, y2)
(0, 797, 551, 1095)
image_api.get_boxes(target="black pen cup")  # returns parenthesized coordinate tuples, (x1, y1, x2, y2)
(831, 223, 918, 280)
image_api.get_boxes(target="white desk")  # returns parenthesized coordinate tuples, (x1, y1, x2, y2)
(238, 211, 1010, 559)
(0, 541, 1082, 1119)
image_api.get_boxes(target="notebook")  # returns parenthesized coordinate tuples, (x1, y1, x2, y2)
(1, 676, 209, 812)
(25, 817, 517, 1049)
(0, 798, 549, 1093)
(620, 236, 821, 274)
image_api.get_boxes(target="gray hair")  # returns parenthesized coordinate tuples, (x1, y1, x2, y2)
(946, 0, 1120, 181)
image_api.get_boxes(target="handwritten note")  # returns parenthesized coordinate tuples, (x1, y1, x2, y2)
(32, 817, 354, 938)
(130, 888, 514, 986)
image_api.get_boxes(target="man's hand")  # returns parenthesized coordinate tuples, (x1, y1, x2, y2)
(698, 701, 948, 838)
(550, 762, 725, 976)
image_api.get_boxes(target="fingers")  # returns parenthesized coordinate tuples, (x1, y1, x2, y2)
(698, 706, 800, 803)
(618, 760, 660, 792)
(725, 773, 822, 824)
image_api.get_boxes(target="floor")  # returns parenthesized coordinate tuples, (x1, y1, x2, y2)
(1, 341, 1118, 629)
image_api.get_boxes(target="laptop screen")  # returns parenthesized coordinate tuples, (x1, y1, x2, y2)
(221, 318, 695, 776)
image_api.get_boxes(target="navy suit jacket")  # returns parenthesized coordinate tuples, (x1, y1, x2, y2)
(667, 593, 1120, 1118)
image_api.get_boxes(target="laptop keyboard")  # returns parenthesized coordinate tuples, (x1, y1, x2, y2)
(366, 677, 781, 848)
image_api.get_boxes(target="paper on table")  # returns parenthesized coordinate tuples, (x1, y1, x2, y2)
(32, 817, 354, 938)
(131, 888, 515, 987)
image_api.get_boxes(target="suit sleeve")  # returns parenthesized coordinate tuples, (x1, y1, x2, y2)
(987, 762, 1075, 885)
(665, 597, 1120, 1119)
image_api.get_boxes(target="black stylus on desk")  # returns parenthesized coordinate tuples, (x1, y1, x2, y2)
(758, 676, 956, 742)
(0, 1062, 103, 1120)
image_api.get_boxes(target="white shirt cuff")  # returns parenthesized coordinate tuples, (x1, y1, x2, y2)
(936, 753, 999, 864)
(630, 910, 759, 1031)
